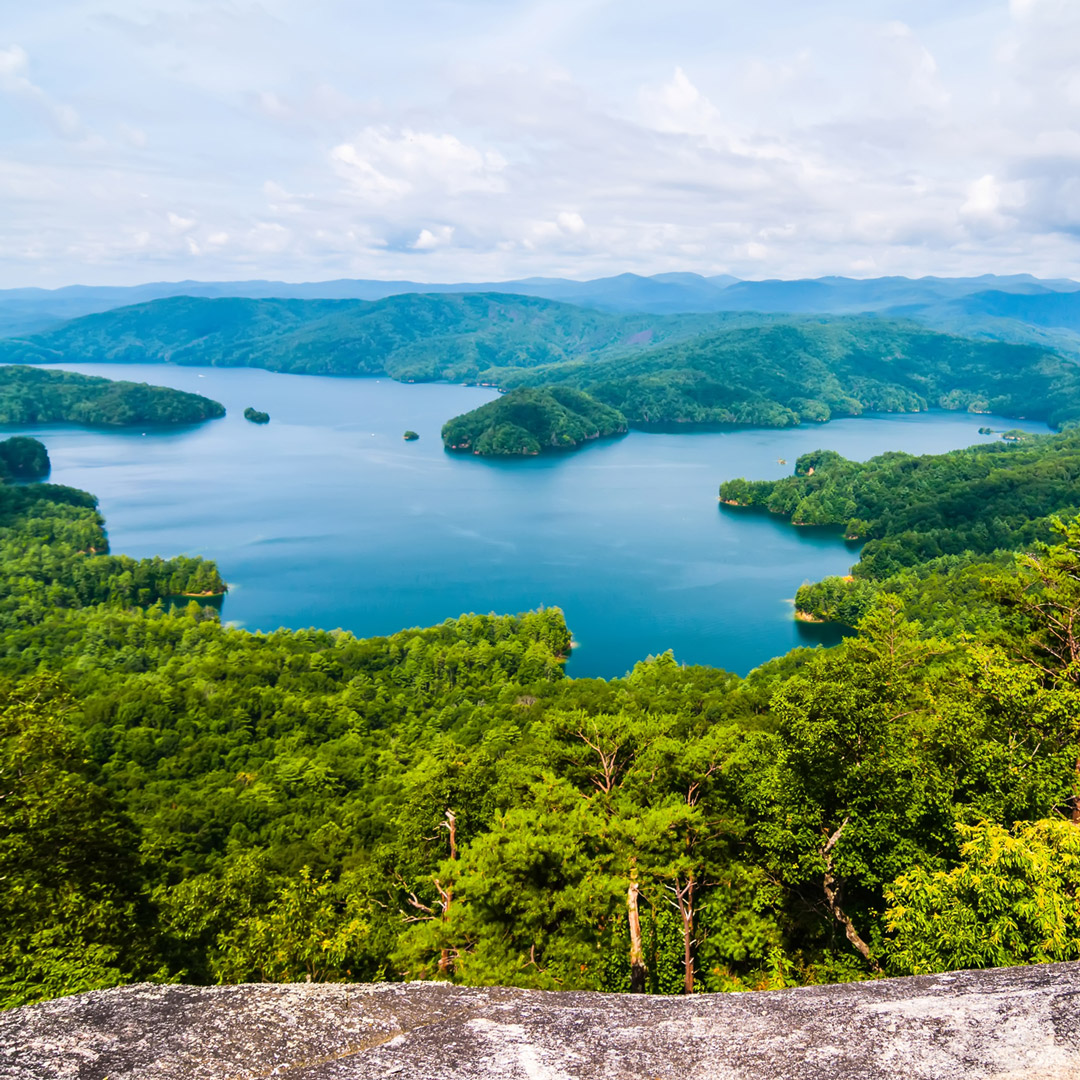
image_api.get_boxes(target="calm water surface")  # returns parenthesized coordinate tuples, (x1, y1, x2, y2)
(23, 364, 1050, 677)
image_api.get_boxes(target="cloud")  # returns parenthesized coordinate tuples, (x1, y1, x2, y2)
(412, 225, 454, 250)
(332, 128, 507, 203)
(167, 211, 196, 231)
(961, 175, 1003, 220)
(640, 67, 722, 141)
(1, 2, 1080, 285)
(0, 44, 84, 139)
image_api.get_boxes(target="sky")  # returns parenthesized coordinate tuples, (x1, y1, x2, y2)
(2, 0, 1079, 287)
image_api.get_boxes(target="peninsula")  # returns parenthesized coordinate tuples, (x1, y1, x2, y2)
(0, 365, 225, 427)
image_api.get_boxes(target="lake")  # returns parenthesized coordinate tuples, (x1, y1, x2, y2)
(21, 363, 1049, 678)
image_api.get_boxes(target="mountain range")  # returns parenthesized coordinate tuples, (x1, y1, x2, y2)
(4, 272, 1080, 344)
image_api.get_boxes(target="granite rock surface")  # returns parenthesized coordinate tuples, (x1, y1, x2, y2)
(2, 962, 1079, 1079)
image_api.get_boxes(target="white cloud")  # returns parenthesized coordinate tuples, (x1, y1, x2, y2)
(332, 128, 507, 203)
(0, 44, 84, 139)
(1009, 0, 1040, 18)
(556, 212, 586, 235)
(167, 211, 195, 231)
(960, 175, 1002, 220)
(522, 211, 589, 249)
(412, 225, 454, 250)
(641, 67, 722, 140)
(879, 21, 949, 110)
(1, 2, 1080, 285)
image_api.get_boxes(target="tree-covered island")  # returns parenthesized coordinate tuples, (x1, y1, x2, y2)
(244, 407, 270, 424)
(441, 386, 626, 455)
(0, 366, 225, 426)
(0, 436, 49, 480)
(403, 430, 419, 441)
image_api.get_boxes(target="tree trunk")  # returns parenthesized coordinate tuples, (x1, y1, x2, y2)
(683, 907, 694, 995)
(627, 879, 646, 993)
(669, 876, 696, 994)
(438, 809, 458, 975)
(822, 820, 881, 973)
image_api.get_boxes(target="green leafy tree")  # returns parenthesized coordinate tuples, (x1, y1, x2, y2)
(213, 867, 367, 983)
(885, 819, 1080, 974)
(0, 677, 158, 1008)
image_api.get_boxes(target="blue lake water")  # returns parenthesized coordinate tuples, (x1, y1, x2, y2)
(21, 363, 1050, 678)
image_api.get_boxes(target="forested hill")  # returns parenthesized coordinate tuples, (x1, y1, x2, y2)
(443, 319, 1080, 453)
(442, 386, 627, 455)
(499, 320, 1080, 427)
(0, 366, 225, 426)
(0, 293, 729, 381)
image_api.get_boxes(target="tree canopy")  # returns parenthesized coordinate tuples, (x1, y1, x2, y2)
(0, 366, 225, 427)
(3, 434, 1080, 1008)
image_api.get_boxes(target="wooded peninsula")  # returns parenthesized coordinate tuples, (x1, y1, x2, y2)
(0, 366, 225, 427)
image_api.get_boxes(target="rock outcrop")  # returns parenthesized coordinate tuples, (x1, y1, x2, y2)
(3, 963, 1079, 1079)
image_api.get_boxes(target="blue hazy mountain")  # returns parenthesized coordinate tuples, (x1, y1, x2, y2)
(4, 272, 1078, 338)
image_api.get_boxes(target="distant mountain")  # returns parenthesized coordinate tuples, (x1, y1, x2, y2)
(945, 289, 1080, 332)
(4, 272, 1077, 339)
(0, 273, 742, 335)
(0, 293, 737, 381)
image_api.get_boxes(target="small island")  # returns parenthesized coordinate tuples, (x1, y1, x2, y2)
(403, 430, 419, 441)
(244, 407, 270, 424)
(978, 425, 1031, 442)
(441, 386, 626, 456)
(0, 435, 49, 480)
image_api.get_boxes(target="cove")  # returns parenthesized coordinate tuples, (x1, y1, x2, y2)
(21, 362, 1050, 678)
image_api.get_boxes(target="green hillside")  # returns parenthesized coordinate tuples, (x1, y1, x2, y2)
(0, 293, 727, 381)
(494, 319, 1080, 428)
(720, 430, 1080, 632)
(0, 366, 225, 427)
(441, 386, 626, 455)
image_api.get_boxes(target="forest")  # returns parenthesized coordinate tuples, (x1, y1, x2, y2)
(441, 386, 626, 455)
(0, 366, 225, 427)
(5, 427, 1080, 1009)
(6, 296, 1080, 451)
(719, 431, 1080, 629)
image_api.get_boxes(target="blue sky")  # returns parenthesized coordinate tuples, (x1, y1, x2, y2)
(1, 0, 1078, 286)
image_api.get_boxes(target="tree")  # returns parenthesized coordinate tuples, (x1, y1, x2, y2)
(885, 819, 1080, 975)
(744, 600, 952, 971)
(996, 515, 1080, 821)
(0, 677, 157, 1008)
(212, 867, 366, 983)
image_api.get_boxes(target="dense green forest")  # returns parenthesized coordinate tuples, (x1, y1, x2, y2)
(0, 366, 225, 427)
(442, 386, 626, 455)
(719, 431, 1080, 629)
(0, 436, 49, 479)
(7, 295, 1080, 452)
(493, 319, 1080, 429)
(5, 430, 1080, 1010)
(0, 293, 725, 380)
